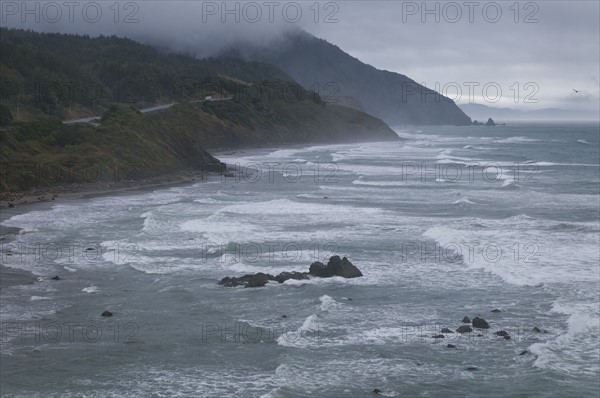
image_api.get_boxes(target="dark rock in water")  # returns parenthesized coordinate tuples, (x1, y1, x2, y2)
(50, 275, 60, 280)
(532, 326, 542, 333)
(472, 317, 490, 329)
(308, 261, 334, 277)
(219, 277, 241, 287)
(275, 271, 309, 283)
(85, 247, 95, 251)
(457, 325, 472, 333)
(246, 273, 275, 288)
(8, 203, 14, 208)
(220, 256, 362, 288)
(219, 273, 275, 288)
(476, 334, 483, 337)
(503, 335, 511, 340)
(485, 117, 496, 126)
(441, 328, 454, 334)
(491, 309, 501, 313)
(281, 315, 287, 318)
(372, 389, 382, 394)
(447, 344, 456, 348)
(329, 256, 363, 278)
(101, 311, 113, 317)
(347, 298, 353, 301)
(432, 334, 445, 339)
(462, 316, 471, 323)
(496, 330, 509, 337)
(323, 196, 328, 199)
(309, 256, 363, 278)
(519, 350, 529, 356)
(466, 367, 478, 371)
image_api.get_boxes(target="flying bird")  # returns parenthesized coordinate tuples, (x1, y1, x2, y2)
(572, 89, 580, 93)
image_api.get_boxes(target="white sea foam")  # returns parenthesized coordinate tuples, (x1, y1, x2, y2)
(276, 314, 317, 347)
(30, 296, 51, 301)
(319, 295, 341, 311)
(494, 136, 540, 143)
(452, 198, 478, 205)
(351, 179, 404, 187)
(529, 301, 600, 376)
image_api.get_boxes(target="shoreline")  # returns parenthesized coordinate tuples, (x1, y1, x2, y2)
(0, 167, 223, 208)
(0, 141, 329, 208)
(0, 167, 226, 285)
(0, 226, 38, 289)
(0, 138, 389, 209)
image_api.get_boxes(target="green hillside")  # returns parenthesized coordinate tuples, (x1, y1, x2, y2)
(0, 29, 399, 192)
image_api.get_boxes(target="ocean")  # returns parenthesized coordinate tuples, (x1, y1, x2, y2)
(1, 123, 599, 397)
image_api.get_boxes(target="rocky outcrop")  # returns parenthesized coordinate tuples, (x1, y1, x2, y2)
(308, 262, 333, 277)
(485, 118, 496, 126)
(275, 271, 310, 283)
(472, 317, 490, 329)
(456, 325, 472, 333)
(309, 256, 363, 278)
(219, 273, 276, 288)
(219, 256, 363, 288)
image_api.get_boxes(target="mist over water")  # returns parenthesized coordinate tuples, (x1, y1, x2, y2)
(1, 123, 599, 397)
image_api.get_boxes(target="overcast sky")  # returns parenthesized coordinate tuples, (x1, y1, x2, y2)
(1, 0, 598, 114)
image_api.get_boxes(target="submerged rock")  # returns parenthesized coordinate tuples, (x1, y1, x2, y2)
(491, 309, 502, 313)
(432, 334, 445, 339)
(496, 330, 509, 337)
(447, 344, 457, 348)
(50, 275, 60, 280)
(441, 328, 454, 334)
(462, 316, 471, 323)
(101, 311, 113, 317)
(472, 317, 490, 329)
